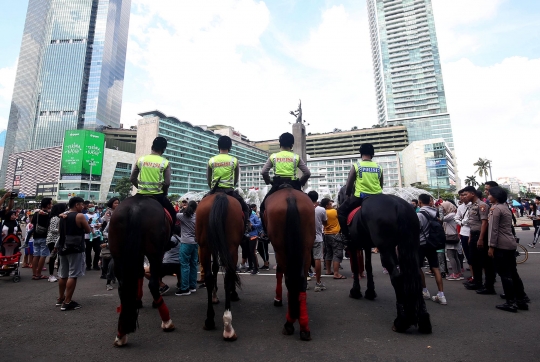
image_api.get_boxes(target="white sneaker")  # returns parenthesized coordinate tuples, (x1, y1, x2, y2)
(314, 282, 326, 292)
(189, 288, 197, 293)
(432, 294, 447, 305)
(48, 275, 58, 283)
(106, 284, 113, 291)
(422, 290, 431, 300)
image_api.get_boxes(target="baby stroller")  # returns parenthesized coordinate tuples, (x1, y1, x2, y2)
(0, 234, 22, 282)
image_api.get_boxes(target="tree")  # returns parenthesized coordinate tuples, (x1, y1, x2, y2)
(464, 175, 479, 187)
(333, 128, 342, 133)
(350, 126, 358, 131)
(115, 177, 133, 201)
(473, 158, 491, 182)
(168, 194, 180, 202)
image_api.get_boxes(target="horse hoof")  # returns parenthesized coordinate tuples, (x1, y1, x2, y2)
(136, 300, 143, 309)
(231, 293, 240, 302)
(349, 289, 363, 299)
(300, 331, 312, 341)
(418, 313, 432, 334)
(203, 321, 216, 331)
(212, 299, 220, 305)
(161, 319, 175, 332)
(365, 289, 377, 300)
(274, 299, 283, 307)
(392, 318, 410, 333)
(113, 335, 128, 347)
(282, 322, 294, 335)
(223, 334, 238, 342)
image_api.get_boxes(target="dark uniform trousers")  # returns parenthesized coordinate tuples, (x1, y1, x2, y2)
(337, 195, 363, 237)
(494, 248, 526, 302)
(143, 193, 177, 227)
(259, 177, 302, 232)
(469, 231, 495, 289)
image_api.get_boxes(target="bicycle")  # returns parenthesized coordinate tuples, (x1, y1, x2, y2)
(515, 238, 528, 264)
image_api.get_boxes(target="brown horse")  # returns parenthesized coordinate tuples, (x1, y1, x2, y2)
(108, 195, 175, 347)
(196, 193, 243, 341)
(265, 187, 315, 341)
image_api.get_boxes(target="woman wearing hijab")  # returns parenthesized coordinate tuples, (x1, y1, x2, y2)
(441, 201, 462, 281)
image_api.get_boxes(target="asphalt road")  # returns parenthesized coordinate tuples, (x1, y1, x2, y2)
(1, 229, 538, 362)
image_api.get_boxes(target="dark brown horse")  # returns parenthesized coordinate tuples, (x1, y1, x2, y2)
(265, 187, 314, 341)
(196, 193, 243, 341)
(108, 195, 175, 347)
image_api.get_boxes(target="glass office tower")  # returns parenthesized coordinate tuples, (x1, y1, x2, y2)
(367, 0, 455, 150)
(1, 0, 131, 186)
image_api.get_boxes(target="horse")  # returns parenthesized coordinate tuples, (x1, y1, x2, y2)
(347, 194, 432, 334)
(265, 186, 315, 341)
(196, 192, 243, 341)
(108, 195, 175, 347)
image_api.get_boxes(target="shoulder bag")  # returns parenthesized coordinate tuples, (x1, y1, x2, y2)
(35, 213, 48, 235)
(61, 217, 85, 253)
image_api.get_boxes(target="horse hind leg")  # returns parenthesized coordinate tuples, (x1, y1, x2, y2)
(222, 270, 237, 341)
(203, 253, 216, 330)
(417, 298, 432, 334)
(298, 291, 311, 341)
(274, 265, 283, 307)
(148, 258, 174, 332)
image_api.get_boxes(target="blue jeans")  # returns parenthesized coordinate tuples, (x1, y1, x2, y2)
(180, 243, 198, 291)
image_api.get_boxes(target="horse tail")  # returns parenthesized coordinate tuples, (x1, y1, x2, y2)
(285, 195, 303, 320)
(397, 202, 422, 321)
(208, 193, 241, 288)
(118, 203, 143, 334)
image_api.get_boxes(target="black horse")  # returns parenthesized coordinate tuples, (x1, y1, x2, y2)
(108, 195, 175, 347)
(348, 194, 432, 333)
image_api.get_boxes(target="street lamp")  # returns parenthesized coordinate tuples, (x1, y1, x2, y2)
(88, 160, 97, 199)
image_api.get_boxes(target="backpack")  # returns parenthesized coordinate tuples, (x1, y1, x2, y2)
(420, 211, 446, 250)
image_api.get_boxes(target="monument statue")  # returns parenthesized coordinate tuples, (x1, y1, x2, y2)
(289, 99, 302, 124)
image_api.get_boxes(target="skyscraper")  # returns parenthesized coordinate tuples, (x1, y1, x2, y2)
(1, 0, 131, 185)
(367, 0, 454, 150)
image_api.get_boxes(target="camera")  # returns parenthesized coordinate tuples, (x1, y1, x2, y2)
(10, 192, 17, 198)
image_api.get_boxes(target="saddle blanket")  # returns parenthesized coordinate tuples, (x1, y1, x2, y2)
(347, 206, 361, 226)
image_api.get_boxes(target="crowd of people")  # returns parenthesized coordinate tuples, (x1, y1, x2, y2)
(0, 132, 536, 317)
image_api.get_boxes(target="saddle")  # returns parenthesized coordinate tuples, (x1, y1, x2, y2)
(347, 206, 361, 226)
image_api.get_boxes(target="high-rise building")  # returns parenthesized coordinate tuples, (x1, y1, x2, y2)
(1, 0, 131, 185)
(367, 0, 454, 149)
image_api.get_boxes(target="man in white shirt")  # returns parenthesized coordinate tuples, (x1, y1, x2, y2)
(455, 191, 472, 282)
(307, 191, 327, 292)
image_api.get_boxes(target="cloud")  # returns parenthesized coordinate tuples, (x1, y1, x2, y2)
(122, 1, 376, 139)
(444, 56, 540, 182)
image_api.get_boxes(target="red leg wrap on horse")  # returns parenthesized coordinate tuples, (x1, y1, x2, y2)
(276, 272, 283, 300)
(285, 293, 297, 324)
(137, 278, 144, 300)
(156, 296, 170, 321)
(298, 292, 310, 332)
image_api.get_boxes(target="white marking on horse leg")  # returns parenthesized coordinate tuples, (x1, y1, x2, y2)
(223, 309, 236, 340)
(161, 319, 175, 332)
(113, 334, 128, 347)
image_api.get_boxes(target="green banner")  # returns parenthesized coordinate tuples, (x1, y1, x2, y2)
(60, 130, 105, 175)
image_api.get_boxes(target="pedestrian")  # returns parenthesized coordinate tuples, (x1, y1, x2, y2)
(527, 198, 540, 248)
(56, 197, 91, 311)
(441, 201, 462, 281)
(144, 225, 181, 295)
(176, 201, 199, 296)
(31, 198, 53, 280)
(487, 187, 530, 312)
(411, 199, 420, 213)
(462, 186, 495, 294)
(247, 204, 263, 274)
(46, 203, 67, 282)
(455, 191, 473, 282)
(321, 198, 346, 279)
(308, 191, 327, 292)
(84, 203, 101, 271)
(417, 194, 446, 305)
(255, 204, 271, 270)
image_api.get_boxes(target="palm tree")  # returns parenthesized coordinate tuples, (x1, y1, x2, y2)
(473, 158, 491, 182)
(465, 175, 479, 187)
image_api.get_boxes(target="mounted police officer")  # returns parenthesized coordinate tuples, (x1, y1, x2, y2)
(337, 143, 383, 240)
(130, 136, 177, 229)
(206, 136, 251, 226)
(259, 132, 311, 227)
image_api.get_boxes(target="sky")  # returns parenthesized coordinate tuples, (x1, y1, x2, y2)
(0, 0, 539, 183)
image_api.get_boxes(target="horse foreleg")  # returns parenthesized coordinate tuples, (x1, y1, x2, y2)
(365, 249, 377, 300)
(274, 265, 283, 307)
(222, 269, 237, 341)
(148, 258, 174, 332)
(381, 251, 409, 333)
(348, 247, 362, 299)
